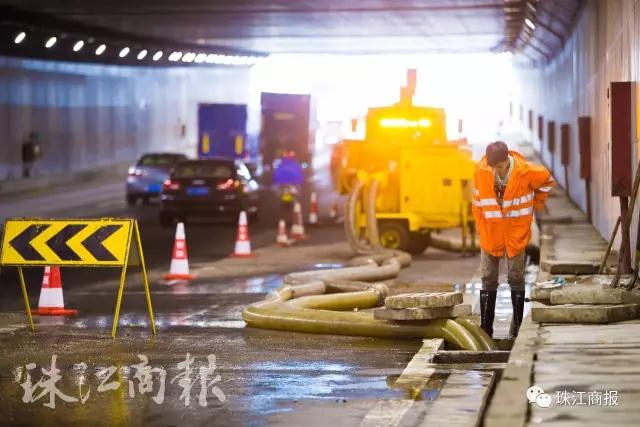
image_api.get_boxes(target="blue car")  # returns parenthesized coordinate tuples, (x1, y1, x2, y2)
(126, 153, 188, 205)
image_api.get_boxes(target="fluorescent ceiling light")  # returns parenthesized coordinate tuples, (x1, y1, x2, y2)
(169, 51, 183, 62)
(14, 32, 26, 44)
(182, 52, 196, 62)
(525, 18, 535, 30)
(45, 36, 57, 48)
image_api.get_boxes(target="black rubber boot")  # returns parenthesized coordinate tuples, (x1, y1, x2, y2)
(509, 290, 526, 338)
(480, 290, 497, 337)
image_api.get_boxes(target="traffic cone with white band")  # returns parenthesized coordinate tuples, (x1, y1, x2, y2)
(309, 192, 318, 225)
(231, 211, 255, 257)
(276, 219, 290, 246)
(31, 266, 78, 316)
(163, 222, 194, 280)
(290, 202, 307, 240)
(329, 203, 338, 222)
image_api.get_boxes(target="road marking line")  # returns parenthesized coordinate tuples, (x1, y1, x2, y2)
(360, 338, 443, 426)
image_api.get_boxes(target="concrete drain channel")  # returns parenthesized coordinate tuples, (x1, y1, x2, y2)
(362, 339, 514, 426)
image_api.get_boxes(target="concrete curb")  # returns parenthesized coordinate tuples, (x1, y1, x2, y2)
(0, 161, 130, 197)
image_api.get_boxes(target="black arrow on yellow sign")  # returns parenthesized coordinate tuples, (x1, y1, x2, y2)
(9, 224, 122, 262)
(81, 225, 121, 261)
(8, 224, 47, 261)
(45, 224, 84, 261)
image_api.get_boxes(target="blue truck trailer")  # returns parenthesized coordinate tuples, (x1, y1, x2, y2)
(197, 103, 248, 159)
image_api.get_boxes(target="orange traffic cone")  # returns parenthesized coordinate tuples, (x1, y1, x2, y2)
(329, 203, 338, 222)
(231, 211, 255, 257)
(163, 222, 194, 280)
(309, 192, 318, 225)
(276, 219, 290, 246)
(31, 266, 78, 316)
(291, 202, 307, 240)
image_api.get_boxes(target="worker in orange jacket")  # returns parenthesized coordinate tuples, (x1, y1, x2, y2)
(472, 141, 555, 338)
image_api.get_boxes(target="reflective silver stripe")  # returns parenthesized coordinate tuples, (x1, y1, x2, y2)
(503, 192, 534, 208)
(483, 210, 503, 219)
(478, 198, 498, 206)
(472, 199, 480, 207)
(505, 207, 533, 218)
(538, 186, 553, 192)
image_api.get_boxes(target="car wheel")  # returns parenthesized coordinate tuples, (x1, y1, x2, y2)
(378, 221, 410, 252)
(159, 212, 174, 228)
(126, 195, 137, 206)
(142, 196, 151, 205)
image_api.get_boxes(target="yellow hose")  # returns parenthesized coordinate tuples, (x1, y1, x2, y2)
(243, 285, 491, 351)
(454, 317, 496, 351)
(430, 233, 481, 253)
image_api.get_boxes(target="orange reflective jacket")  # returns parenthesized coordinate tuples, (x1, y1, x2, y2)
(472, 150, 555, 258)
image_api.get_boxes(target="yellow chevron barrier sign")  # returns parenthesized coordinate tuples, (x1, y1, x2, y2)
(0, 218, 156, 337)
(1, 219, 132, 266)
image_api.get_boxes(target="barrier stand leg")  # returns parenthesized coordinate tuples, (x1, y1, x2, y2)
(111, 260, 129, 338)
(135, 221, 156, 335)
(17, 267, 35, 332)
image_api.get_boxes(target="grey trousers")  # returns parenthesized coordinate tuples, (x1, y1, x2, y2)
(480, 250, 525, 291)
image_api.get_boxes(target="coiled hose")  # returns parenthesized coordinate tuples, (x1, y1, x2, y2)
(243, 249, 495, 350)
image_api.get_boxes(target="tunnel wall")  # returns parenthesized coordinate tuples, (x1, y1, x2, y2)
(0, 56, 252, 180)
(512, 0, 640, 245)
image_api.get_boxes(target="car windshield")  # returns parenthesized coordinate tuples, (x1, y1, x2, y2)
(174, 162, 234, 179)
(138, 154, 182, 167)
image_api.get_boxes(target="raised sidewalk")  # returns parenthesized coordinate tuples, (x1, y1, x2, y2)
(484, 177, 640, 426)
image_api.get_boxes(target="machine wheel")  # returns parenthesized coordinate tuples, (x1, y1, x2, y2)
(159, 212, 174, 228)
(407, 232, 430, 255)
(378, 221, 411, 251)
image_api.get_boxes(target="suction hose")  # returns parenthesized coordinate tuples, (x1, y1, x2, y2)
(243, 280, 489, 350)
(344, 179, 371, 254)
(366, 179, 383, 251)
(429, 233, 481, 253)
(243, 251, 494, 351)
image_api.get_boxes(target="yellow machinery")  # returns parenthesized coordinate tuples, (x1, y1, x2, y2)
(335, 70, 476, 254)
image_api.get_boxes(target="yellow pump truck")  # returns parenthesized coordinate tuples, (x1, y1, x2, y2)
(335, 70, 477, 254)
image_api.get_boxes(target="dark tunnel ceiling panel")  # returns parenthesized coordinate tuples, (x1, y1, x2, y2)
(0, 0, 508, 54)
(0, 0, 581, 60)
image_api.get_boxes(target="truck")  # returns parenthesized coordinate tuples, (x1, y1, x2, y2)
(259, 93, 312, 182)
(334, 70, 476, 254)
(197, 103, 248, 160)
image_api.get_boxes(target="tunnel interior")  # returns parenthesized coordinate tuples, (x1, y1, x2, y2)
(2, 1, 640, 426)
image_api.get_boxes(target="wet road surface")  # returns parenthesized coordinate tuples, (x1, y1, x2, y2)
(0, 166, 524, 426)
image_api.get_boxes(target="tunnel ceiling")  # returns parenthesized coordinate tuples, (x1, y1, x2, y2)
(0, 0, 582, 65)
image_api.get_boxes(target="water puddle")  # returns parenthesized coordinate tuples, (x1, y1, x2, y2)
(245, 361, 402, 416)
(157, 274, 284, 294)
